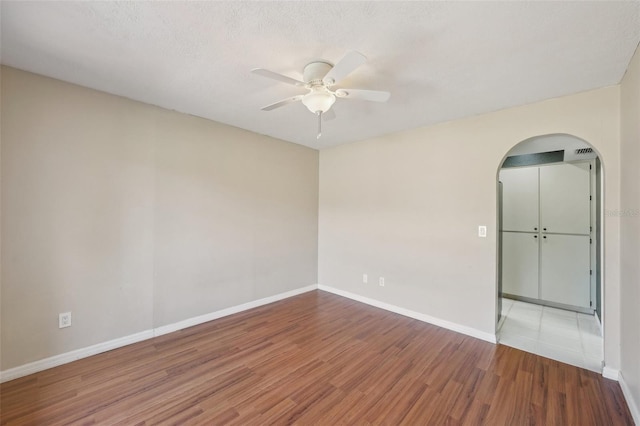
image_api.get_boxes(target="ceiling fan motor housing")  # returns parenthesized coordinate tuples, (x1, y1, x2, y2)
(303, 61, 333, 85)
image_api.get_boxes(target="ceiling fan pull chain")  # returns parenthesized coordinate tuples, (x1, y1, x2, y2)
(317, 111, 322, 139)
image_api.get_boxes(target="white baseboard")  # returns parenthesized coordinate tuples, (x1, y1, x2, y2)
(317, 284, 497, 344)
(619, 372, 640, 425)
(153, 284, 318, 337)
(0, 284, 318, 383)
(0, 330, 154, 383)
(602, 365, 620, 380)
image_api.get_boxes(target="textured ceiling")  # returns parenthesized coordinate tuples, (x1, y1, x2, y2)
(2, 1, 639, 149)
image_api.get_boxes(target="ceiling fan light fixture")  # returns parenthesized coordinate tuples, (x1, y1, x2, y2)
(302, 87, 336, 113)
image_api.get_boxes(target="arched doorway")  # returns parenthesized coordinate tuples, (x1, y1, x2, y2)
(496, 134, 604, 372)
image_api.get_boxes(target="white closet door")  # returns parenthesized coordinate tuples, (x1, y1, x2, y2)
(540, 234, 591, 308)
(539, 162, 591, 235)
(500, 167, 539, 232)
(502, 232, 539, 299)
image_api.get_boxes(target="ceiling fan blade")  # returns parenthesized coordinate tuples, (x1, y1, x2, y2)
(322, 51, 367, 86)
(335, 89, 390, 102)
(261, 95, 304, 111)
(323, 108, 336, 121)
(251, 68, 305, 86)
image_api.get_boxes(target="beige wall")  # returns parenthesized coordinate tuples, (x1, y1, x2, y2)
(319, 87, 623, 367)
(0, 67, 319, 370)
(152, 110, 319, 326)
(620, 44, 640, 418)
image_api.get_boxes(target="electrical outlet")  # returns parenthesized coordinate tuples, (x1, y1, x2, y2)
(379, 277, 385, 287)
(363, 274, 368, 283)
(478, 225, 487, 238)
(59, 312, 72, 329)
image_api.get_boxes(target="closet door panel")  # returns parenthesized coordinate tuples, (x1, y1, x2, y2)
(500, 167, 539, 232)
(540, 234, 591, 308)
(502, 232, 539, 299)
(539, 162, 591, 234)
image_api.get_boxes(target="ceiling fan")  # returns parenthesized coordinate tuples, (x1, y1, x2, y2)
(252, 51, 390, 139)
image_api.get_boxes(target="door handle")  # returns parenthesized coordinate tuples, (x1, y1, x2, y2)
(534, 235, 538, 239)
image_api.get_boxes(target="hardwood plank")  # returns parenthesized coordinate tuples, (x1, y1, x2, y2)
(1, 290, 634, 425)
(449, 367, 485, 421)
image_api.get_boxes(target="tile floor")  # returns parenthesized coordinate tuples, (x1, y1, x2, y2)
(497, 298, 603, 372)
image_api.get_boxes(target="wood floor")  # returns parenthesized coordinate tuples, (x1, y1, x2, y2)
(1, 290, 633, 425)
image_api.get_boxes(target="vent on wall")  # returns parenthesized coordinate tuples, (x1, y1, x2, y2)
(502, 150, 564, 168)
(575, 148, 594, 155)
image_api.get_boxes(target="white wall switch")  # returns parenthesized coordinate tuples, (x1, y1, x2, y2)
(363, 274, 368, 283)
(379, 277, 385, 287)
(59, 312, 72, 328)
(478, 226, 487, 237)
